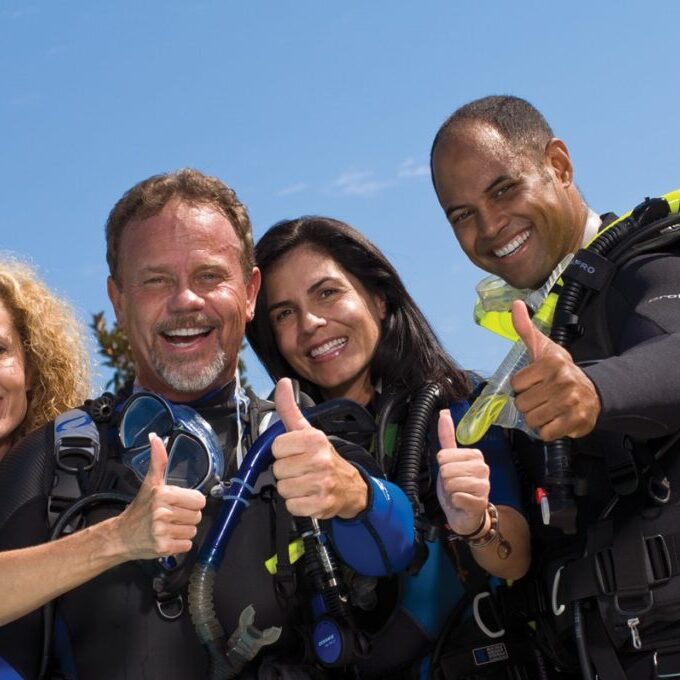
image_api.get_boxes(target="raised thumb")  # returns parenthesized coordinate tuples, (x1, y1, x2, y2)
(511, 300, 548, 361)
(438, 409, 458, 449)
(145, 432, 168, 486)
(275, 378, 312, 432)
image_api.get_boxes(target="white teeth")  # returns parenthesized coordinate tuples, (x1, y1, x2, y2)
(164, 327, 210, 337)
(310, 338, 347, 358)
(493, 231, 530, 258)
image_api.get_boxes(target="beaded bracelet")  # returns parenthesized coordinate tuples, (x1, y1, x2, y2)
(468, 503, 512, 560)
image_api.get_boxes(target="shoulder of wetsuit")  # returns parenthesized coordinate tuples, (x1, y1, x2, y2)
(0, 424, 54, 532)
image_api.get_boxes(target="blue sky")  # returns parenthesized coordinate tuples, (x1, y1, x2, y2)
(2, 1, 679, 395)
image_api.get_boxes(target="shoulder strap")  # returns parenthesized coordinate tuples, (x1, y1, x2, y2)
(49, 393, 117, 530)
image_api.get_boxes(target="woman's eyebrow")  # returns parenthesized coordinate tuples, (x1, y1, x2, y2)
(267, 276, 342, 314)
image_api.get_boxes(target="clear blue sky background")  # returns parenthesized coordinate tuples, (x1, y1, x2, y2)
(2, 1, 679, 396)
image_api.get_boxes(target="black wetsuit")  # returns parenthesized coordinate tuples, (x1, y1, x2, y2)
(0, 384, 304, 679)
(518, 219, 680, 677)
(0, 383, 416, 680)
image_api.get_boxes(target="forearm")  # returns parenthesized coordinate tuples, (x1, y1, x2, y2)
(0, 516, 129, 626)
(469, 505, 530, 580)
(584, 333, 680, 438)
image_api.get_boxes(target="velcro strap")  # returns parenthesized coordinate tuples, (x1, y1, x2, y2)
(563, 249, 616, 291)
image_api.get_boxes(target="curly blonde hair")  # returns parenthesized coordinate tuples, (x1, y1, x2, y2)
(0, 257, 91, 442)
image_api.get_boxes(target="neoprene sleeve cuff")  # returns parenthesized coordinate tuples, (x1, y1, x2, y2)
(328, 466, 415, 577)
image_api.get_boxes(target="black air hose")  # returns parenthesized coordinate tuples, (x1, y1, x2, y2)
(395, 383, 442, 511)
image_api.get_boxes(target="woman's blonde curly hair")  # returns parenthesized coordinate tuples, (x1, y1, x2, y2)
(0, 257, 91, 443)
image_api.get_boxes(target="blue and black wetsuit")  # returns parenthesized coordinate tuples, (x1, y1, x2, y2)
(326, 393, 523, 679)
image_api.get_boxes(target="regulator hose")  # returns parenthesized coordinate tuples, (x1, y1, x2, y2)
(394, 383, 442, 512)
(187, 399, 356, 680)
(298, 517, 346, 619)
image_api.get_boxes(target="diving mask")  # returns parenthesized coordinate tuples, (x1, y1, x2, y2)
(119, 391, 224, 494)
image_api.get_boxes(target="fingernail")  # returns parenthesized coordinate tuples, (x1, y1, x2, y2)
(148, 432, 157, 443)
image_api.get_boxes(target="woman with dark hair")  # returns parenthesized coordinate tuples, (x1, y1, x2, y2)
(247, 216, 530, 677)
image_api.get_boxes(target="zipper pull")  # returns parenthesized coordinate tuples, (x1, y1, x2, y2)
(627, 617, 642, 650)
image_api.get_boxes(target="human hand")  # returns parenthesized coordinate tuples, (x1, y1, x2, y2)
(436, 410, 490, 535)
(510, 300, 600, 440)
(272, 378, 368, 520)
(114, 433, 206, 560)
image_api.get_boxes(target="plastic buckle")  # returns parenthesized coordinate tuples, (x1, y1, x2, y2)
(473, 592, 505, 639)
(56, 437, 98, 473)
(594, 547, 615, 595)
(614, 590, 654, 617)
(645, 534, 672, 584)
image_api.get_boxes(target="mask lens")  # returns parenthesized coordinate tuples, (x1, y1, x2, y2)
(120, 395, 174, 448)
(123, 444, 152, 483)
(166, 432, 211, 489)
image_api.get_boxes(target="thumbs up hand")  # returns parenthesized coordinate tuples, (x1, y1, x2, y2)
(115, 432, 206, 560)
(510, 300, 600, 440)
(436, 410, 490, 535)
(272, 378, 368, 520)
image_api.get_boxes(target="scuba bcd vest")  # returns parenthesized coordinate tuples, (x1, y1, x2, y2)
(473, 189, 680, 679)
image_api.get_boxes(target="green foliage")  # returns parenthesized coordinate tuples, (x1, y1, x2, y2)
(90, 312, 135, 392)
(90, 312, 250, 392)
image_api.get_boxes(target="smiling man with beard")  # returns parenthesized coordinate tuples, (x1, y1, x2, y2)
(106, 194, 256, 401)
(0, 169, 416, 679)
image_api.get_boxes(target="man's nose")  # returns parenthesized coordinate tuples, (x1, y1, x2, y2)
(168, 285, 205, 313)
(477, 205, 509, 239)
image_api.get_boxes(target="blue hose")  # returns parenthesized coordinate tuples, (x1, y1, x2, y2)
(188, 400, 350, 679)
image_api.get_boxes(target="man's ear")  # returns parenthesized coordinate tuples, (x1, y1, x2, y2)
(107, 276, 126, 330)
(245, 267, 261, 321)
(544, 138, 574, 187)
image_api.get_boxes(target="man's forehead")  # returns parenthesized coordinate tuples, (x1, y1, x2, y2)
(124, 201, 241, 245)
(438, 121, 524, 168)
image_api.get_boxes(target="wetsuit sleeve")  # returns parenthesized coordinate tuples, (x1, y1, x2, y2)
(328, 467, 415, 577)
(582, 250, 680, 438)
(0, 425, 53, 680)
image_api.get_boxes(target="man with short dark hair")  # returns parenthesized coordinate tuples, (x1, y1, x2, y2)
(0, 168, 415, 679)
(430, 95, 680, 678)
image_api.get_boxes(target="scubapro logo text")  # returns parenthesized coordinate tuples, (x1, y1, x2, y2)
(573, 259, 596, 275)
(647, 293, 680, 303)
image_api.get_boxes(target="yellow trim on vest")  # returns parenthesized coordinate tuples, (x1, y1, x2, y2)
(264, 538, 305, 575)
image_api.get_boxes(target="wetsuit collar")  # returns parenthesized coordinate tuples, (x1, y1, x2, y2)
(582, 208, 602, 247)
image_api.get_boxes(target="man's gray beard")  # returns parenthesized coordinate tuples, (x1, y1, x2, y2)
(151, 348, 228, 394)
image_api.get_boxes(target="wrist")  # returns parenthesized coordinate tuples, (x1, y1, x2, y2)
(467, 503, 512, 560)
(448, 507, 489, 539)
(337, 468, 369, 519)
(102, 514, 135, 564)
